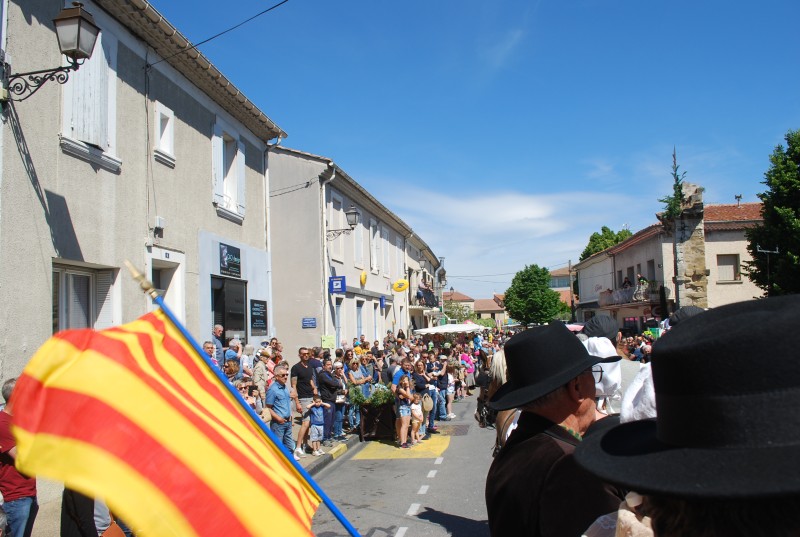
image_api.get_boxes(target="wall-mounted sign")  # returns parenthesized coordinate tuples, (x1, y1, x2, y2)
(250, 300, 268, 336)
(379, 295, 386, 309)
(328, 276, 346, 294)
(302, 317, 317, 329)
(219, 243, 241, 278)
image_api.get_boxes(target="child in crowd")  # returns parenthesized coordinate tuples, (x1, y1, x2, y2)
(410, 393, 424, 444)
(307, 396, 330, 456)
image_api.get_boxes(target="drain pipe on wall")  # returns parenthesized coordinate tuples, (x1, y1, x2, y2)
(319, 162, 336, 339)
(264, 136, 282, 340)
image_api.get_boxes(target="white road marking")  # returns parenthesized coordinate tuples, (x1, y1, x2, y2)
(418, 485, 429, 495)
(407, 503, 421, 516)
(395, 528, 408, 537)
(427, 470, 437, 478)
(435, 457, 444, 465)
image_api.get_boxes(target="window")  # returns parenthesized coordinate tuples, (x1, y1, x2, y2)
(330, 193, 344, 262)
(153, 101, 175, 168)
(354, 213, 364, 268)
(395, 236, 404, 279)
(381, 226, 390, 277)
(211, 276, 247, 342)
(52, 265, 116, 333)
(212, 117, 246, 222)
(335, 298, 344, 349)
(61, 31, 120, 172)
(617, 270, 623, 288)
(717, 254, 741, 281)
(370, 220, 379, 273)
(647, 259, 656, 281)
(356, 301, 364, 339)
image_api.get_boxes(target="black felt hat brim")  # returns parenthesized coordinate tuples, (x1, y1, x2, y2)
(575, 419, 800, 498)
(487, 352, 600, 411)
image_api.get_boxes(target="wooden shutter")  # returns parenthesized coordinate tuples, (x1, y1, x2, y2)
(211, 123, 225, 206)
(70, 34, 110, 150)
(237, 139, 246, 216)
(94, 270, 115, 330)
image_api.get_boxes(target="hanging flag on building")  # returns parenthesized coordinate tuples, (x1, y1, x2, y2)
(11, 310, 321, 536)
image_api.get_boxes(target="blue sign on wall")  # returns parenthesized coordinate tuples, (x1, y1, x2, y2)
(329, 276, 346, 294)
(379, 295, 386, 309)
(302, 317, 317, 329)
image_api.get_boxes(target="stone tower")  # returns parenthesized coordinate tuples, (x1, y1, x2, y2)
(658, 182, 709, 309)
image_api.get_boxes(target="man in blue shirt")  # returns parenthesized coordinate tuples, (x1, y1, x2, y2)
(211, 324, 225, 366)
(265, 364, 299, 461)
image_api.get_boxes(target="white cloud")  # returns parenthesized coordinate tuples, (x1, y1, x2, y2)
(370, 184, 653, 299)
(480, 28, 526, 70)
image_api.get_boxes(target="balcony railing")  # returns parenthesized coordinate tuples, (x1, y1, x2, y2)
(411, 286, 439, 308)
(598, 280, 671, 307)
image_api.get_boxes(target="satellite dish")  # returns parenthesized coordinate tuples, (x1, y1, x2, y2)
(360, 271, 367, 286)
(392, 279, 409, 292)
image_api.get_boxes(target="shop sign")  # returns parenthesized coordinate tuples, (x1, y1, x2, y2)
(250, 300, 268, 336)
(219, 243, 241, 278)
(328, 276, 346, 294)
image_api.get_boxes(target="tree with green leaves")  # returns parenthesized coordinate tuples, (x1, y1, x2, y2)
(659, 148, 686, 220)
(443, 300, 475, 323)
(504, 264, 566, 325)
(579, 226, 633, 261)
(744, 129, 800, 296)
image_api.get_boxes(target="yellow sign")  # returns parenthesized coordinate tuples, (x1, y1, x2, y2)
(321, 335, 336, 349)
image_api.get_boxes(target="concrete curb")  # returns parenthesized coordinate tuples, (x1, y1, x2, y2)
(303, 434, 362, 476)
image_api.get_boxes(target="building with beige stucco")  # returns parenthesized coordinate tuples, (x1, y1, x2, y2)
(1, 0, 286, 384)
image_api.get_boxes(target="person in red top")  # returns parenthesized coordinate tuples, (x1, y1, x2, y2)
(0, 378, 38, 537)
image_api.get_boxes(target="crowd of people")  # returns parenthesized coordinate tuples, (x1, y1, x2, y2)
(484, 295, 800, 537)
(202, 325, 514, 458)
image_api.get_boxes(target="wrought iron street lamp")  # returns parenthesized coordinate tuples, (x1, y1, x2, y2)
(325, 206, 360, 240)
(1, 2, 100, 104)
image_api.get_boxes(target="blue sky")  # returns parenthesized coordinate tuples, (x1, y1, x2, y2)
(156, 0, 800, 299)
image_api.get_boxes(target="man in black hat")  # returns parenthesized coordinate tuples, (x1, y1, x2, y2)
(485, 322, 624, 537)
(575, 295, 800, 537)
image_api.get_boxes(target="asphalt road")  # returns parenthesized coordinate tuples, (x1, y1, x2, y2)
(311, 396, 496, 537)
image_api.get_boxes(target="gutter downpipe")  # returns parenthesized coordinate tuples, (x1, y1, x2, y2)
(320, 163, 335, 344)
(434, 257, 445, 326)
(264, 136, 282, 340)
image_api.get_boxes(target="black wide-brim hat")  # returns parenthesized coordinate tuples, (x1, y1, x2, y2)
(575, 295, 800, 498)
(488, 322, 602, 411)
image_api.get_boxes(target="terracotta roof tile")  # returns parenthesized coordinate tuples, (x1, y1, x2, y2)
(473, 299, 505, 312)
(705, 203, 762, 222)
(443, 291, 473, 302)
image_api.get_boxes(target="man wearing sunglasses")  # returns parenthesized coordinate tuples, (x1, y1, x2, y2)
(265, 365, 299, 461)
(485, 323, 623, 537)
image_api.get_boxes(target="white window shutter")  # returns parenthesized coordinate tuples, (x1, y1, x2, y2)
(211, 124, 225, 206)
(94, 271, 115, 330)
(237, 139, 246, 216)
(71, 34, 109, 150)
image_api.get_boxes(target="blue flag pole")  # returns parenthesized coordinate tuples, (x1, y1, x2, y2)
(126, 262, 360, 537)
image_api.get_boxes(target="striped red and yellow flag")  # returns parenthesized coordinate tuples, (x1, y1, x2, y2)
(11, 310, 320, 536)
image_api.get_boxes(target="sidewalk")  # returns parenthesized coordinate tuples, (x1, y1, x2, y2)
(30, 419, 363, 536)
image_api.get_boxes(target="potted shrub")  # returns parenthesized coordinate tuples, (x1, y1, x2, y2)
(356, 383, 396, 441)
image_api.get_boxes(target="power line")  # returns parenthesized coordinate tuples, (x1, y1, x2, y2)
(149, 0, 291, 68)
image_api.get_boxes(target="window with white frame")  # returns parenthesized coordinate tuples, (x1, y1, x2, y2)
(153, 101, 175, 167)
(330, 193, 344, 262)
(212, 117, 246, 222)
(717, 254, 741, 281)
(354, 212, 364, 268)
(61, 30, 120, 172)
(370, 219, 379, 273)
(52, 265, 116, 333)
(381, 226, 390, 278)
(395, 236, 404, 279)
